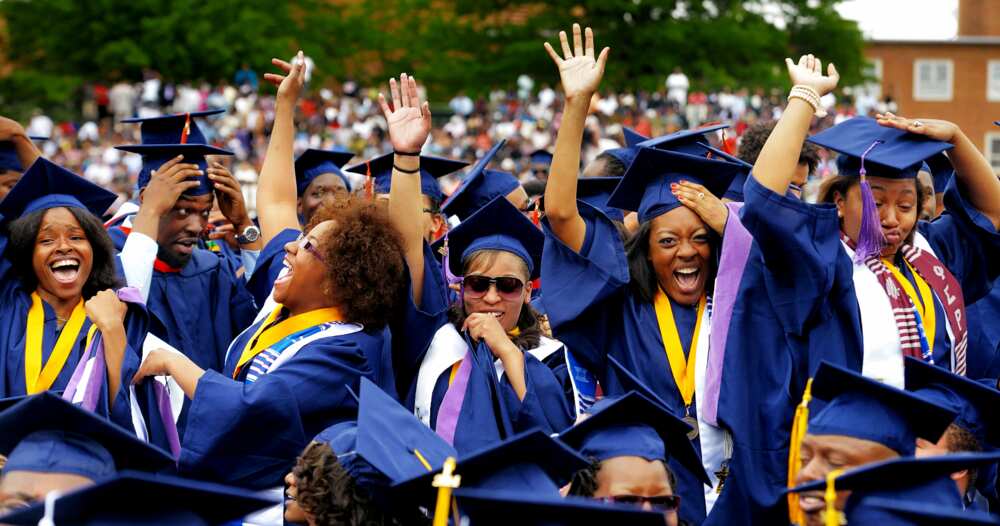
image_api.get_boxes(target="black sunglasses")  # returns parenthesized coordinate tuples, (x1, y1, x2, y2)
(600, 494, 681, 512)
(461, 275, 525, 300)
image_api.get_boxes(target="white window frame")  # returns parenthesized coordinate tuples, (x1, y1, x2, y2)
(913, 59, 954, 102)
(988, 60, 1000, 102)
(985, 132, 1000, 173)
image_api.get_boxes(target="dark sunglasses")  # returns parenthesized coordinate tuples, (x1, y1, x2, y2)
(461, 275, 525, 300)
(600, 494, 681, 512)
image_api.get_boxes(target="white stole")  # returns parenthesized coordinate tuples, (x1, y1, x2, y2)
(414, 323, 469, 426)
(693, 303, 726, 512)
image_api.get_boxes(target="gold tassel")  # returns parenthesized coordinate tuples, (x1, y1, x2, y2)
(823, 468, 845, 526)
(432, 457, 461, 526)
(787, 378, 814, 525)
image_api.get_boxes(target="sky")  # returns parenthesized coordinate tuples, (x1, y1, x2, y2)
(836, 0, 959, 40)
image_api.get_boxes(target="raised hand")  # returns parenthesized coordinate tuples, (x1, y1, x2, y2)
(0, 116, 27, 142)
(207, 161, 252, 231)
(84, 289, 127, 332)
(876, 112, 960, 143)
(673, 180, 729, 235)
(140, 156, 202, 215)
(784, 54, 839, 96)
(378, 73, 431, 153)
(544, 23, 610, 101)
(264, 50, 306, 104)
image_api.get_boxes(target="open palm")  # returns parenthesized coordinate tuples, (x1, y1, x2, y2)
(378, 73, 431, 153)
(544, 24, 610, 100)
(785, 54, 839, 96)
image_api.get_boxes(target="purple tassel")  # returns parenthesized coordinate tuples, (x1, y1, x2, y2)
(440, 235, 463, 288)
(853, 140, 886, 263)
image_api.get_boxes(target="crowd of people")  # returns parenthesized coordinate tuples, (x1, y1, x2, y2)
(0, 22, 998, 526)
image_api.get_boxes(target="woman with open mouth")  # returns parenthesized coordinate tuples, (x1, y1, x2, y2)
(130, 52, 407, 496)
(538, 24, 748, 526)
(382, 73, 575, 455)
(0, 155, 146, 404)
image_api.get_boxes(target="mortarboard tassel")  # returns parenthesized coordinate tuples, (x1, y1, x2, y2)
(439, 235, 463, 289)
(853, 140, 886, 264)
(180, 113, 191, 144)
(531, 207, 540, 228)
(364, 160, 374, 200)
(787, 377, 814, 526)
(822, 468, 845, 526)
(432, 457, 461, 526)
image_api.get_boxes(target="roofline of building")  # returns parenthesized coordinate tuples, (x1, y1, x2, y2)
(867, 36, 1000, 46)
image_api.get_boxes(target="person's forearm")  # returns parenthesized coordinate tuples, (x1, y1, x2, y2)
(948, 130, 1000, 228)
(11, 134, 40, 169)
(102, 325, 127, 409)
(498, 343, 527, 400)
(167, 354, 206, 400)
(388, 154, 427, 305)
(751, 98, 814, 195)
(544, 95, 590, 251)
(256, 99, 299, 244)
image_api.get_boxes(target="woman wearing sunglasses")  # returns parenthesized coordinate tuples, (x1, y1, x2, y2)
(131, 52, 407, 492)
(380, 73, 575, 454)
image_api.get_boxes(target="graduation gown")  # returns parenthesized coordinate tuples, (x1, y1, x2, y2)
(392, 244, 574, 454)
(965, 283, 1000, 379)
(540, 202, 715, 526)
(705, 174, 1000, 525)
(176, 313, 386, 489)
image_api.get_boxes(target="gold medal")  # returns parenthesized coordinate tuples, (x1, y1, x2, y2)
(683, 406, 699, 440)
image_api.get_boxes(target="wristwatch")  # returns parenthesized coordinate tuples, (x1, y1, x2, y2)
(236, 225, 261, 245)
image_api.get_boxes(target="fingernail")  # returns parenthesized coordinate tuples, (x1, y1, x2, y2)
(670, 183, 678, 189)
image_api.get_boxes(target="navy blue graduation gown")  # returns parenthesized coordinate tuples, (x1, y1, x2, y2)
(966, 283, 1000, 379)
(392, 244, 573, 454)
(176, 315, 387, 489)
(540, 203, 709, 526)
(705, 174, 1000, 525)
(245, 228, 300, 307)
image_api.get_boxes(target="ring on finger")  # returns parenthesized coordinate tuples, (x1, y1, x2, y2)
(698, 192, 705, 200)
(913, 120, 923, 127)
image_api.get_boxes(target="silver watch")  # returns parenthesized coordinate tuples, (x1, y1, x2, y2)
(236, 225, 261, 244)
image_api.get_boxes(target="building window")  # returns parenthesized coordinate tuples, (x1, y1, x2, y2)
(986, 133, 1000, 172)
(988, 61, 1000, 102)
(913, 59, 953, 101)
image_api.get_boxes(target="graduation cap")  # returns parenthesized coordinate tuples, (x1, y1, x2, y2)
(452, 487, 670, 526)
(577, 177, 625, 221)
(602, 146, 639, 170)
(0, 140, 22, 172)
(0, 470, 278, 526)
(848, 497, 1000, 525)
(529, 149, 553, 166)
(440, 141, 517, 221)
(607, 147, 747, 223)
(807, 117, 953, 180)
(788, 452, 1000, 526)
(807, 361, 958, 456)
(905, 356, 1000, 449)
(313, 378, 456, 501)
(444, 195, 544, 280)
(294, 148, 355, 196)
(922, 152, 954, 195)
(622, 127, 649, 148)
(0, 157, 117, 222)
(558, 391, 711, 486)
(392, 429, 588, 504)
(636, 123, 729, 155)
(0, 392, 175, 480)
(344, 152, 468, 203)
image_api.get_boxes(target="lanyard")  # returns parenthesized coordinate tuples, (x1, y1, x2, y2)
(233, 306, 344, 378)
(653, 290, 706, 409)
(25, 293, 95, 394)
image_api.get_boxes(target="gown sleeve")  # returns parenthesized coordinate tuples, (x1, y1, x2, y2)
(500, 352, 575, 434)
(739, 174, 843, 335)
(177, 335, 373, 489)
(919, 177, 1000, 304)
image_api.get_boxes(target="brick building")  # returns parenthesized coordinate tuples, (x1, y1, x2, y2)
(863, 0, 1000, 170)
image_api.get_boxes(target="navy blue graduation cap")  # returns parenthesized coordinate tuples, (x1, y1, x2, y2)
(923, 152, 954, 194)
(344, 152, 468, 203)
(453, 487, 670, 526)
(0, 157, 117, 222)
(602, 146, 639, 169)
(0, 140, 22, 172)
(636, 123, 730, 156)
(313, 378, 456, 501)
(577, 176, 625, 221)
(848, 497, 1000, 525)
(445, 195, 543, 280)
(0, 392, 175, 480)
(529, 149, 553, 166)
(559, 391, 711, 486)
(623, 127, 649, 148)
(607, 146, 746, 223)
(905, 356, 1000, 449)
(807, 361, 958, 455)
(441, 141, 518, 221)
(294, 148, 355, 196)
(392, 429, 588, 503)
(0, 470, 278, 526)
(807, 117, 953, 180)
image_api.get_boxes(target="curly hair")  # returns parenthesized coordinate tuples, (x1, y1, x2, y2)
(305, 195, 407, 330)
(5, 207, 121, 299)
(944, 423, 983, 489)
(738, 120, 819, 174)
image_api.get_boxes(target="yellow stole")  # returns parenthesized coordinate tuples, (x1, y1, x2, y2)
(233, 305, 344, 378)
(25, 292, 96, 394)
(652, 289, 706, 409)
(883, 258, 936, 351)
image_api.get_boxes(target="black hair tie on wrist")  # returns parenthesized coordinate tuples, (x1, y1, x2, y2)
(393, 163, 420, 174)
(394, 149, 421, 157)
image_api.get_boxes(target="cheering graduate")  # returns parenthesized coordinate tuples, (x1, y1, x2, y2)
(283, 378, 456, 526)
(130, 52, 408, 491)
(906, 356, 1000, 511)
(380, 73, 575, 454)
(111, 110, 259, 375)
(0, 392, 174, 514)
(246, 147, 356, 307)
(791, 361, 958, 526)
(789, 452, 1000, 526)
(562, 391, 710, 526)
(0, 116, 41, 203)
(540, 24, 750, 525)
(0, 158, 149, 403)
